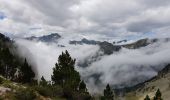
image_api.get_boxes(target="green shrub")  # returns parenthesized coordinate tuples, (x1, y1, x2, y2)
(0, 97, 3, 100)
(34, 86, 53, 97)
(0, 76, 3, 84)
(34, 85, 63, 97)
(14, 88, 36, 100)
(72, 92, 92, 100)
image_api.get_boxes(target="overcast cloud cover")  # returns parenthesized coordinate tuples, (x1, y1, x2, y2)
(0, 0, 170, 39)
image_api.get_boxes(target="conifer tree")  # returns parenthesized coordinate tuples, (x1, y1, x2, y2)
(20, 59, 35, 83)
(101, 84, 114, 100)
(79, 80, 87, 93)
(1, 48, 14, 78)
(154, 89, 163, 100)
(51, 50, 80, 90)
(144, 95, 150, 100)
(40, 76, 48, 86)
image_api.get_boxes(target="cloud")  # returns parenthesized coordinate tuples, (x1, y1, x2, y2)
(82, 40, 170, 93)
(15, 37, 100, 80)
(1, 0, 170, 38)
(126, 7, 170, 32)
(14, 36, 170, 94)
(0, 12, 6, 20)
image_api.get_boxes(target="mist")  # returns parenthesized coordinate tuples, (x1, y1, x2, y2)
(14, 37, 170, 94)
(82, 41, 170, 93)
(15, 38, 100, 80)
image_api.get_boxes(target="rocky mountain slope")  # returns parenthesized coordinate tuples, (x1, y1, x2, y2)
(116, 64, 170, 100)
(121, 38, 170, 49)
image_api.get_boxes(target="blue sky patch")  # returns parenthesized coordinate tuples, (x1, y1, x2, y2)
(125, 32, 155, 41)
(0, 12, 6, 20)
(144, 32, 155, 37)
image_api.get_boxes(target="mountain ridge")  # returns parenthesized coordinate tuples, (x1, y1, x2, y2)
(114, 64, 170, 100)
(25, 33, 61, 43)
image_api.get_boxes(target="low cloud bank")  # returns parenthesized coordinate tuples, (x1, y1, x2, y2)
(15, 39, 99, 80)
(82, 41, 170, 93)
(15, 38, 170, 94)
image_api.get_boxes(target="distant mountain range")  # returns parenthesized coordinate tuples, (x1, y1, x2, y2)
(26, 33, 170, 52)
(25, 34, 170, 69)
(69, 38, 100, 45)
(25, 33, 61, 43)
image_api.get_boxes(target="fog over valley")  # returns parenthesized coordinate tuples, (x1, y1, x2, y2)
(14, 34, 170, 93)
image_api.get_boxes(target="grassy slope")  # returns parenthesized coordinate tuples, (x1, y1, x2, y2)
(0, 76, 65, 100)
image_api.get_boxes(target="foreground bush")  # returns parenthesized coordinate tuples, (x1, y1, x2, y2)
(34, 85, 63, 98)
(14, 88, 36, 100)
(0, 76, 3, 84)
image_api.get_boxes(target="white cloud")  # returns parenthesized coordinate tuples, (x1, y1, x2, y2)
(15, 36, 170, 94)
(0, 0, 170, 38)
(79, 40, 170, 93)
(15, 37, 100, 80)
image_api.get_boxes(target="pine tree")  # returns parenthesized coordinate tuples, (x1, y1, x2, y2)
(40, 76, 48, 86)
(20, 59, 35, 83)
(51, 50, 81, 90)
(101, 84, 114, 100)
(79, 80, 87, 93)
(144, 95, 150, 100)
(154, 89, 163, 100)
(1, 48, 14, 78)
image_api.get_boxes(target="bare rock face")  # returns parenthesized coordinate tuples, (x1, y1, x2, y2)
(0, 86, 11, 96)
(99, 41, 121, 55)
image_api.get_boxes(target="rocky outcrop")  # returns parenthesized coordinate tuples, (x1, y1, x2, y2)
(99, 41, 121, 55)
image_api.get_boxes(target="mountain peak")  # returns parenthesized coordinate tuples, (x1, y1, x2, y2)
(26, 33, 61, 42)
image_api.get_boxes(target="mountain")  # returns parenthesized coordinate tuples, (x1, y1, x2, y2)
(70, 38, 121, 55)
(26, 33, 170, 54)
(69, 38, 100, 45)
(26, 33, 61, 43)
(0, 33, 35, 83)
(26, 33, 170, 55)
(121, 38, 170, 49)
(121, 38, 155, 49)
(2, 33, 170, 99)
(99, 41, 121, 55)
(113, 39, 128, 44)
(69, 38, 170, 55)
(114, 64, 170, 100)
(70, 39, 122, 68)
(0, 33, 91, 100)
(0, 33, 18, 78)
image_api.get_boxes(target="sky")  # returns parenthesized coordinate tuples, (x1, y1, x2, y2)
(0, 0, 170, 39)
